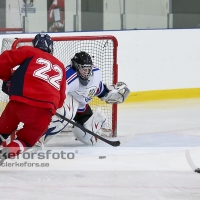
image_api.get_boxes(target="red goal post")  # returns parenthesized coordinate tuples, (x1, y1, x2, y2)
(0, 35, 118, 137)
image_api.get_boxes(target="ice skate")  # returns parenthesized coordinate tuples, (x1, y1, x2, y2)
(0, 148, 9, 166)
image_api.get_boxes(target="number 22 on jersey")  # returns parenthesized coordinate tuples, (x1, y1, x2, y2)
(33, 58, 63, 90)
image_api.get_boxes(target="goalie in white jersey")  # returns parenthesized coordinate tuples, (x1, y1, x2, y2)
(36, 51, 130, 147)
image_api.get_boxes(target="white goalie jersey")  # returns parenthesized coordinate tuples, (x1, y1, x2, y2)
(66, 65, 106, 112)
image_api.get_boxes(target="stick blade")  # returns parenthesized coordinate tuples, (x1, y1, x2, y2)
(194, 168, 200, 173)
(185, 149, 198, 172)
(108, 140, 120, 147)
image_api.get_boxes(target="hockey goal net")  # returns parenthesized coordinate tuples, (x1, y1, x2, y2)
(0, 35, 118, 137)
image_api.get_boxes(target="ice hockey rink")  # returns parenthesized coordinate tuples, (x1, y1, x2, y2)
(1, 98, 200, 200)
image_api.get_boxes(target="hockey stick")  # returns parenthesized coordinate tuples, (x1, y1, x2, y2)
(185, 149, 200, 173)
(55, 112, 120, 147)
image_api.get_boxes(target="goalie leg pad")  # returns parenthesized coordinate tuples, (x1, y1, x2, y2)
(41, 94, 79, 144)
(84, 108, 107, 133)
(72, 108, 107, 145)
(72, 126, 98, 145)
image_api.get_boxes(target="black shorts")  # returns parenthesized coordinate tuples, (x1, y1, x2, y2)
(73, 105, 93, 125)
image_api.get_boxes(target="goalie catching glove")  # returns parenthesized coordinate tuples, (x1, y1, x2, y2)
(101, 82, 130, 104)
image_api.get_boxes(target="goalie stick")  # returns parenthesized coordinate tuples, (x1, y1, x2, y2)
(185, 149, 200, 173)
(55, 112, 120, 147)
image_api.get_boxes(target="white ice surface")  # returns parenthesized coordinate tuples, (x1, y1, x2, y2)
(1, 98, 200, 200)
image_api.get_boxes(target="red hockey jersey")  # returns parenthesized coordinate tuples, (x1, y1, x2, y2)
(0, 46, 66, 114)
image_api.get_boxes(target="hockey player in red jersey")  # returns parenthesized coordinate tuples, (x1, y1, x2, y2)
(0, 33, 66, 165)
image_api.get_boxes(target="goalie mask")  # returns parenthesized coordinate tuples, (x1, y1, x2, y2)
(71, 51, 93, 86)
(32, 33, 53, 54)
